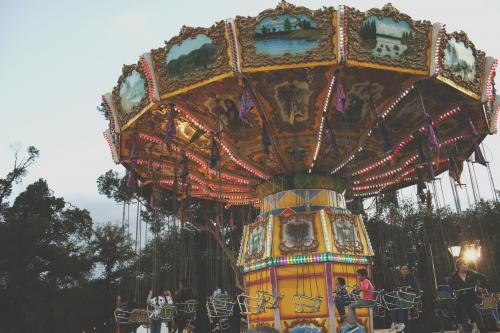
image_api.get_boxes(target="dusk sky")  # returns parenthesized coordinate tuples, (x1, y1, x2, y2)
(1, 0, 498, 226)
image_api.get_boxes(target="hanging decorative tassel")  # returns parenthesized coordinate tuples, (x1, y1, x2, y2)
(448, 156, 463, 184)
(474, 145, 487, 166)
(165, 104, 177, 146)
(417, 136, 427, 163)
(209, 136, 220, 169)
(417, 176, 427, 204)
(379, 121, 393, 152)
(127, 170, 138, 189)
(239, 82, 255, 120)
(262, 124, 271, 155)
(429, 162, 436, 179)
(465, 116, 487, 167)
(180, 152, 189, 181)
(335, 78, 346, 113)
(228, 209, 235, 228)
(424, 111, 440, 152)
(324, 119, 338, 152)
(149, 188, 156, 208)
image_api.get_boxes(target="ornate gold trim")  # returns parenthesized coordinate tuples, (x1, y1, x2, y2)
(329, 213, 364, 255)
(245, 220, 268, 262)
(283, 318, 327, 333)
(438, 31, 485, 96)
(112, 63, 151, 125)
(151, 22, 231, 95)
(345, 4, 431, 71)
(235, 1, 336, 69)
(279, 212, 319, 254)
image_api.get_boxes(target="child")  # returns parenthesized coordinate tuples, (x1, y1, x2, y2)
(344, 269, 374, 333)
(334, 277, 350, 323)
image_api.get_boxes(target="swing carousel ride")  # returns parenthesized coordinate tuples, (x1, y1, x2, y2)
(101, 1, 498, 332)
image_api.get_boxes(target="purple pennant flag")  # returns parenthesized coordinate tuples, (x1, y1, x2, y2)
(424, 111, 439, 151)
(262, 124, 271, 155)
(465, 116, 487, 166)
(130, 144, 138, 168)
(335, 80, 346, 113)
(127, 170, 138, 189)
(180, 153, 189, 181)
(209, 137, 220, 169)
(165, 105, 177, 146)
(324, 119, 338, 152)
(239, 83, 255, 120)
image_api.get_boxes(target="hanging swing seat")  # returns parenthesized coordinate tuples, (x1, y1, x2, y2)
(256, 290, 284, 309)
(206, 295, 234, 332)
(158, 304, 177, 321)
(237, 293, 267, 315)
(114, 308, 132, 325)
(207, 294, 235, 319)
(128, 309, 149, 325)
(292, 293, 322, 313)
(177, 299, 198, 322)
(383, 288, 420, 312)
(347, 287, 384, 309)
(478, 289, 497, 311)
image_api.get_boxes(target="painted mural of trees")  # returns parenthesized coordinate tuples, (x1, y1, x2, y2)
(360, 19, 377, 41)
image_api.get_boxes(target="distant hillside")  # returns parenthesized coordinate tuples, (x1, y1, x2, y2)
(254, 28, 320, 41)
(166, 43, 217, 79)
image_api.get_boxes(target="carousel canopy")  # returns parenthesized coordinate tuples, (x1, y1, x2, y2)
(101, 1, 499, 206)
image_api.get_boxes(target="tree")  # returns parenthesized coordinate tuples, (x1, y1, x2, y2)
(88, 223, 135, 287)
(0, 179, 93, 333)
(284, 18, 292, 32)
(0, 145, 39, 209)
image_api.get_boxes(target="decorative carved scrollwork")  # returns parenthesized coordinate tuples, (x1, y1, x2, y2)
(151, 22, 231, 96)
(245, 220, 268, 262)
(112, 63, 151, 125)
(283, 318, 327, 333)
(438, 31, 486, 95)
(330, 213, 364, 255)
(345, 4, 431, 71)
(236, 2, 336, 68)
(279, 212, 319, 254)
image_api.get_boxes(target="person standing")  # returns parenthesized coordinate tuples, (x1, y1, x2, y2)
(147, 289, 165, 333)
(390, 264, 421, 332)
(449, 259, 487, 333)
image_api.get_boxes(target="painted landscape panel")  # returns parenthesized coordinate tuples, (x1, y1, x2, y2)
(443, 38, 475, 82)
(248, 224, 265, 257)
(360, 16, 415, 58)
(119, 70, 145, 113)
(254, 13, 320, 56)
(166, 34, 218, 80)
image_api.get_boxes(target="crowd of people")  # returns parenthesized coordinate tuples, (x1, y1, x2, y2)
(115, 260, 499, 333)
(333, 260, 499, 333)
(116, 279, 195, 333)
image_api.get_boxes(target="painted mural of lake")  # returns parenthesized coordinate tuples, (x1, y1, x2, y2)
(360, 16, 415, 59)
(255, 38, 318, 56)
(371, 36, 407, 57)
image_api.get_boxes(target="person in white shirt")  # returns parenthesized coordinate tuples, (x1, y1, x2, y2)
(211, 285, 222, 299)
(147, 289, 165, 333)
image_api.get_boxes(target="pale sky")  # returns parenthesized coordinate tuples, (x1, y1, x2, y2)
(1, 0, 499, 226)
